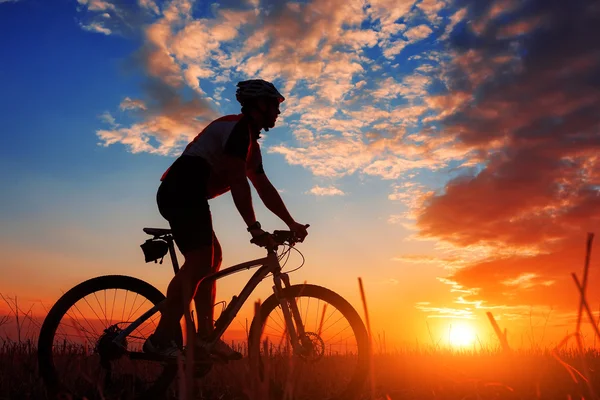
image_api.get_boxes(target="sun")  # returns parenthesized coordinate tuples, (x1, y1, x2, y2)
(448, 322, 476, 348)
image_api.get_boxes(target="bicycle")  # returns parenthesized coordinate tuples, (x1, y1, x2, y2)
(38, 227, 370, 400)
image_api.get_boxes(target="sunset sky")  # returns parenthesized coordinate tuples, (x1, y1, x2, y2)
(1, 0, 599, 349)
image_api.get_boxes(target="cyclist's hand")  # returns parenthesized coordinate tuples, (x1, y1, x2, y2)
(287, 221, 309, 243)
(250, 228, 277, 248)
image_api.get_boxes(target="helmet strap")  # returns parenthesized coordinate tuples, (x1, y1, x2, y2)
(245, 110, 263, 136)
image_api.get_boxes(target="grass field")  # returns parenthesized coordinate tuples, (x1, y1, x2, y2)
(2, 337, 600, 400)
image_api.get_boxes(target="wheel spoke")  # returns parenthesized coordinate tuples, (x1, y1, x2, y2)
(126, 293, 140, 322)
(121, 290, 128, 322)
(104, 290, 108, 326)
(314, 299, 320, 331)
(317, 303, 328, 337)
(110, 288, 117, 328)
(128, 297, 150, 322)
(92, 291, 108, 327)
(70, 299, 101, 338)
(320, 314, 347, 336)
(267, 313, 286, 333)
(136, 314, 160, 338)
(81, 295, 106, 334)
(303, 296, 310, 329)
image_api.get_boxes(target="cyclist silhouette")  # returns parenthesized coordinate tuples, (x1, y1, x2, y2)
(144, 79, 309, 359)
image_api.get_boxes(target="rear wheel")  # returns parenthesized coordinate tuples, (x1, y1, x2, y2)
(38, 275, 182, 400)
(248, 284, 370, 400)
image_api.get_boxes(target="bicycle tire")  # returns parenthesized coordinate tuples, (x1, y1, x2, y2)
(248, 284, 370, 400)
(38, 275, 181, 400)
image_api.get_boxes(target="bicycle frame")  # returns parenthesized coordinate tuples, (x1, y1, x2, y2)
(114, 234, 307, 355)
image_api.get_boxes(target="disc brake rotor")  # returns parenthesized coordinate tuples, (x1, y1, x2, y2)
(298, 331, 325, 362)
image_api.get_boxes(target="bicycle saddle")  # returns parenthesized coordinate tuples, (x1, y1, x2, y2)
(143, 227, 172, 236)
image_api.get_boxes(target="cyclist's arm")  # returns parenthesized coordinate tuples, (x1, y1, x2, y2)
(222, 123, 257, 227)
(224, 154, 257, 227)
(248, 170, 295, 227)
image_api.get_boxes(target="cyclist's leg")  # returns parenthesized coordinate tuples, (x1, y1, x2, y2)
(151, 181, 214, 346)
(190, 232, 242, 359)
(192, 231, 241, 359)
(193, 231, 222, 338)
(152, 246, 213, 345)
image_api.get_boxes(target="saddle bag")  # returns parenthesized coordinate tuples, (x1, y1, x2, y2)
(140, 239, 169, 263)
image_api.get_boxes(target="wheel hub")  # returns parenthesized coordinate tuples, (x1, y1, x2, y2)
(96, 325, 128, 362)
(298, 332, 324, 362)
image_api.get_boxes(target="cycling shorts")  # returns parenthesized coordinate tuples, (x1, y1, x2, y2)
(156, 156, 213, 253)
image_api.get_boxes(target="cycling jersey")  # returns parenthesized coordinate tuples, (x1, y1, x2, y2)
(160, 114, 264, 199)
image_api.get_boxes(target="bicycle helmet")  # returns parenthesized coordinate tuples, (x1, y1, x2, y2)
(236, 79, 285, 105)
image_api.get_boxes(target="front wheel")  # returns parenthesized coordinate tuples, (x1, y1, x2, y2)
(248, 284, 370, 400)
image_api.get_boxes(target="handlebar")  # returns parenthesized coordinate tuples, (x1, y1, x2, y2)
(249, 224, 310, 248)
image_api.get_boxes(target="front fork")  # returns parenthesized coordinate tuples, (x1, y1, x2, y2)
(272, 272, 309, 355)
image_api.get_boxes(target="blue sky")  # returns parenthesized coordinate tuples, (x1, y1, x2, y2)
(1, 0, 599, 347)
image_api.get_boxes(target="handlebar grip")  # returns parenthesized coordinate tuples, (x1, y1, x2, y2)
(251, 225, 309, 246)
(250, 231, 270, 245)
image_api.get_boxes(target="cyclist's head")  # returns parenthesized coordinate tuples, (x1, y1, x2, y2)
(236, 79, 285, 132)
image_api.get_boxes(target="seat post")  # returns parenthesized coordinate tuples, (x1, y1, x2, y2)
(166, 237, 180, 274)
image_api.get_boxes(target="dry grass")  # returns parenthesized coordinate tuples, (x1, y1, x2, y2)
(3, 341, 600, 400)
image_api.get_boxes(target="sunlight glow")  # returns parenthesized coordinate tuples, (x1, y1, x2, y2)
(448, 323, 476, 348)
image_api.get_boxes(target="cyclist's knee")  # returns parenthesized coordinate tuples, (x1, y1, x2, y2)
(212, 235, 222, 270)
(183, 247, 213, 278)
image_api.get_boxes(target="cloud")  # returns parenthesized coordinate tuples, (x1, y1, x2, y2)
(307, 185, 345, 196)
(501, 273, 555, 290)
(392, 255, 466, 270)
(417, 0, 448, 26)
(90, 0, 466, 171)
(412, 0, 600, 310)
(363, 156, 437, 180)
(80, 22, 112, 35)
(77, 0, 115, 11)
(98, 111, 117, 127)
(119, 97, 147, 111)
(404, 24, 433, 41)
(372, 74, 432, 101)
(97, 79, 217, 154)
(93, 1, 227, 153)
(138, 0, 160, 15)
(368, 0, 416, 41)
(269, 135, 373, 178)
(75, 0, 166, 39)
(414, 303, 475, 319)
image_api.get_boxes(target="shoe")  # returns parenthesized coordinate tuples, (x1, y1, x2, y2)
(210, 339, 243, 360)
(143, 334, 181, 358)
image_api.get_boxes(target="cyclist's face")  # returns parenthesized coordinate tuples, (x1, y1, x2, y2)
(260, 98, 281, 128)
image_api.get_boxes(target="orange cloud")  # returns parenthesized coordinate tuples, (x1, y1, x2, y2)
(397, 0, 600, 315)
